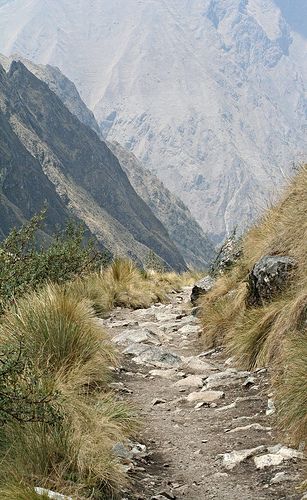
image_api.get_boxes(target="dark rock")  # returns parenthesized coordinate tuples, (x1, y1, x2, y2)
(191, 275, 215, 305)
(211, 232, 242, 276)
(247, 255, 296, 306)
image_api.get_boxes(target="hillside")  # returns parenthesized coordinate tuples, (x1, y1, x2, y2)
(199, 165, 307, 447)
(0, 60, 186, 271)
(0, 53, 214, 268)
(0, 0, 306, 242)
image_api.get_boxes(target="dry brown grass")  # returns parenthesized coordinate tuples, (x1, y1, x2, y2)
(199, 165, 307, 445)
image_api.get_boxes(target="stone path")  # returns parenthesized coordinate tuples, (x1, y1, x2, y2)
(102, 287, 305, 500)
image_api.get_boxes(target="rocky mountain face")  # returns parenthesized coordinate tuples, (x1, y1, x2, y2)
(0, 54, 214, 268)
(0, 61, 187, 271)
(108, 142, 215, 269)
(0, 0, 305, 243)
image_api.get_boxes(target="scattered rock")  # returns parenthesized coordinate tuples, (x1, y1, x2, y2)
(266, 398, 276, 416)
(177, 324, 200, 335)
(216, 402, 236, 412)
(191, 275, 215, 305)
(113, 329, 161, 345)
(34, 489, 71, 500)
(181, 356, 216, 375)
(186, 390, 224, 404)
(211, 233, 242, 276)
(221, 446, 266, 469)
(149, 368, 183, 380)
(227, 423, 271, 433)
(247, 255, 297, 306)
(242, 376, 256, 388)
(174, 375, 203, 388)
(123, 343, 150, 356)
(151, 398, 167, 406)
(254, 446, 304, 469)
(270, 471, 298, 484)
(134, 346, 182, 367)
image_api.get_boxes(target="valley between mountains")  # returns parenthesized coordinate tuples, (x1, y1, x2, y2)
(104, 287, 304, 500)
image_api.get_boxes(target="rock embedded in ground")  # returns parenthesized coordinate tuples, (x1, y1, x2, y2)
(174, 375, 204, 388)
(221, 445, 266, 470)
(191, 275, 216, 305)
(186, 390, 225, 403)
(254, 446, 304, 469)
(247, 255, 297, 306)
(133, 345, 182, 367)
(181, 356, 216, 375)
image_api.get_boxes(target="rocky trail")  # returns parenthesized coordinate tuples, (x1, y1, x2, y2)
(102, 287, 305, 500)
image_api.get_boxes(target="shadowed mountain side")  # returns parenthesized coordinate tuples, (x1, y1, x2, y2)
(108, 141, 215, 269)
(0, 61, 186, 270)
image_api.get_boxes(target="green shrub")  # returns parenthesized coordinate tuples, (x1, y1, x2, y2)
(0, 212, 109, 314)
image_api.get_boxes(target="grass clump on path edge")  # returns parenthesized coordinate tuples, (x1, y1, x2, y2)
(0, 254, 192, 498)
(199, 165, 307, 449)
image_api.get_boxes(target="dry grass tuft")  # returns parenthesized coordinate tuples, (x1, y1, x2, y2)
(199, 165, 307, 445)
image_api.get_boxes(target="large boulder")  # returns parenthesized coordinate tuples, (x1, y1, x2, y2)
(247, 255, 296, 306)
(191, 275, 215, 305)
(211, 232, 242, 276)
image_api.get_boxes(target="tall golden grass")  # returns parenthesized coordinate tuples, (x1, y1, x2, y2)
(199, 165, 307, 446)
(0, 258, 191, 498)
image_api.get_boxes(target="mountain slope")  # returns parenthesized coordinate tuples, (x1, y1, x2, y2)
(0, 61, 187, 271)
(0, 0, 305, 243)
(0, 53, 214, 268)
(108, 142, 215, 268)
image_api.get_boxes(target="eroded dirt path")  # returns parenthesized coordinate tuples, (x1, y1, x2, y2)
(102, 287, 305, 500)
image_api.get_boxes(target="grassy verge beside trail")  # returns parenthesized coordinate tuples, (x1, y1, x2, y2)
(199, 165, 307, 452)
(0, 216, 194, 498)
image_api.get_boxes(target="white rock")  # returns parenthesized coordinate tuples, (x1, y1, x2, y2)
(227, 423, 271, 433)
(254, 446, 304, 469)
(34, 488, 71, 499)
(177, 324, 200, 335)
(215, 402, 236, 412)
(266, 398, 276, 416)
(113, 329, 160, 345)
(221, 446, 266, 470)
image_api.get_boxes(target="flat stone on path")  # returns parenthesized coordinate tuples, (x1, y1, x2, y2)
(186, 390, 225, 403)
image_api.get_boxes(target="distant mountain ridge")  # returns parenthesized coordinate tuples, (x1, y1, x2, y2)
(0, 53, 214, 268)
(0, 60, 187, 271)
(1, 0, 305, 243)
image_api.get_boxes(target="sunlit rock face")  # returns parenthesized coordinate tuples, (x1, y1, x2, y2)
(0, 0, 306, 243)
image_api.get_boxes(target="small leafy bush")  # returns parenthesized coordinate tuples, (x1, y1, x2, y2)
(0, 211, 109, 314)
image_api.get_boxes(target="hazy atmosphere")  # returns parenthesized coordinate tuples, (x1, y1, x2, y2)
(0, 1, 306, 499)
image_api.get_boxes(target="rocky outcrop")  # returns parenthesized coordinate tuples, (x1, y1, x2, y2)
(191, 276, 215, 305)
(247, 255, 297, 306)
(211, 233, 242, 276)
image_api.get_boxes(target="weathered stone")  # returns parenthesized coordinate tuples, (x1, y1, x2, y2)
(177, 324, 200, 335)
(211, 233, 242, 276)
(221, 445, 266, 469)
(270, 471, 298, 484)
(227, 423, 271, 433)
(123, 343, 150, 356)
(174, 375, 204, 388)
(134, 346, 182, 367)
(113, 329, 160, 346)
(181, 356, 216, 375)
(254, 446, 304, 469)
(205, 369, 250, 389)
(191, 275, 215, 305)
(186, 390, 224, 403)
(248, 255, 297, 306)
(266, 398, 276, 416)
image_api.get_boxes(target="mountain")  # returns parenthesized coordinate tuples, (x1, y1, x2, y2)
(0, 0, 305, 244)
(0, 53, 214, 268)
(108, 142, 215, 268)
(0, 60, 187, 271)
